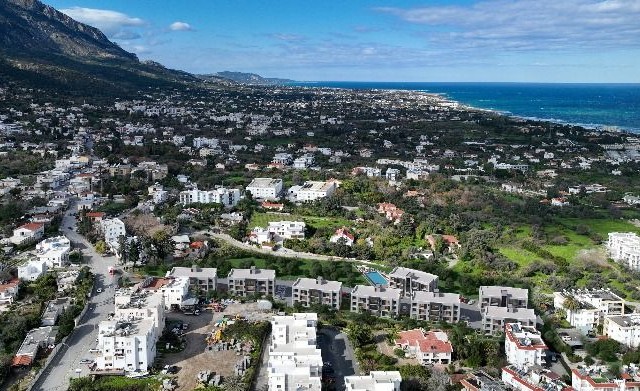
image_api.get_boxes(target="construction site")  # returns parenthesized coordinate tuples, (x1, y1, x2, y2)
(160, 301, 274, 391)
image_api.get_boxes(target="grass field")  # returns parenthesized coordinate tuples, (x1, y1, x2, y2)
(499, 247, 544, 266)
(249, 212, 352, 230)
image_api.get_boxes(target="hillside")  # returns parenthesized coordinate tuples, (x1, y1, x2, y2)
(210, 71, 295, 85)
(0, 0, 198, 97)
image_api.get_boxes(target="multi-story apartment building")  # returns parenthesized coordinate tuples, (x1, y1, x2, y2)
(502, 365, 569, 391)
(101, 218, 126, 247)
(292, 277, 342, 310)
(35, 236, 71, 268)
(607, 232, 640, 271)
(410, 291, 461, 323)
(294, 181, 337, 202)
(95, 319, 158, 372)
(479, 286, 529, 310)
(246, 178, 283, 200)
(572, 367, 640, 391)
(604, 314, 640, 348)
(553, 288, 624, 333)
(166, 266, 217, 292)
(504, 323, 548, 369)
(114, 290, 165, 333)
(344, 372, 402, 391)
(482, 307, 536, 335)
(179, 187, 240, 208)
(388, 266, 438, 297)
(228, 267, 276, 297)
(268, 313, 322, 391)
(350, 285, 401, 318)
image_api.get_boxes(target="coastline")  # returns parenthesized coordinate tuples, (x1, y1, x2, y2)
(289, 81, 640, 134)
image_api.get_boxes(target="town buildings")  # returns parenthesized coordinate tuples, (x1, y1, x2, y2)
(350, 285, 401, 317)
(395, 329, 453, 365)
(410, 291, 461, 323)
(227, 267, 276, 297)
(571, 366, 640, 391)
(292, 276, 342, 310)
(95, 318, 158, 372)
(18, 259, 48, 281)
(479, 286, 529, 310)
(35, 236, 71, 268)
(268, 313, 322, 391)
(553, 288, 624, 333)
(246, 178, 283, 200)
(504, 323, 548, 369)
(388, 266, 438, 298)
(607, 232, 640, 271)
(293, 181, 337, 202)
(604, 314, 640, 348)
(344, 372, 402, 391)
(179, 187, 240, 208)
(166, 266, 217, 293)
(10, 222, 45, 246)
(482, 307, 536, 335)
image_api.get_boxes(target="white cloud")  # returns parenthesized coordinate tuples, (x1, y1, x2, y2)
(376, 0, 640, 52)
(269, 33, 306, 42)
(169, 22, 193, 31)
(60, 7, 144, 37)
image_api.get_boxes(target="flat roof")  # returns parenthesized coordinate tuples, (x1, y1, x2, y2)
(389, 266, 438, 285)
(247, 178, 282, 188)
(484, 306, 536, 320)
(228, 268, 276, 280)
(299, 181, 334, 192)
(480, 285, 528, 299)
(351, 285, 401, 300)
(412, 291, 460, 304)
(168, 266, 217, 279)
(16, 326, 58, 357)
(292, 277, 342, 291)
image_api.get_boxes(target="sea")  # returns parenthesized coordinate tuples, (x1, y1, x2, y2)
(292, 82, 640, 134)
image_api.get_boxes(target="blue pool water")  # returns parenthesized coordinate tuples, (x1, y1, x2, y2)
(365, 271, 388, 286)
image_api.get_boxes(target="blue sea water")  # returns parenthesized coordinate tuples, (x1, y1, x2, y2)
(293, 82, 640, 133)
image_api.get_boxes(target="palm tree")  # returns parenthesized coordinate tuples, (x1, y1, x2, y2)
(563, 296, 580, 312)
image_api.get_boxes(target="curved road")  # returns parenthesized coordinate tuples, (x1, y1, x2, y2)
(33, 200, 117, 391)
(205, 232, 385, 268)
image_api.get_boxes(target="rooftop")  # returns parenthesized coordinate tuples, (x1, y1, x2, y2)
(351, 285, 401, 300)
(412, 290, 460, 304)
(480, 285, 529, 300)
(389, 266, 438, 285)
(228, 267, 276, 280)
(484, 306, 536, 320)
(167, 266, 217, 279)
(247, 177, 282, 188)
(292, 277, 342, 291)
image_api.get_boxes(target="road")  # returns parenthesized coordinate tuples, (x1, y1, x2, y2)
(204, 232, 385, 268)
(318, 327, 359, 390)
(33, 199, 117, 391)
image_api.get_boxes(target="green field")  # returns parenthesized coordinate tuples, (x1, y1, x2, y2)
(249, 212, 352, 230)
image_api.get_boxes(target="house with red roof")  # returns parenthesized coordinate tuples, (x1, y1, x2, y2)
(85, 211, 106, 223)
(261, 201, 284, 211)
(377, 202, 405, 224)
(330, 227, 355, 246)
(0, 278, 20, 307)
(10, 222, 45, 246)
(426, 234, 461, 253)
(395, 329, 453, 365)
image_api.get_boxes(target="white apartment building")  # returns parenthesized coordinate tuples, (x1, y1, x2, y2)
(553, 288, 625, 333)
(572, 367, 640, 391)
(604, 314, 640, 348)
(292, 277, 342, 310)
(95, 319, 158, 372)
(268, 313, 322, 391)
(388, 266, 438, 298)
(114, 290, 165, 334)
(267, 221, 306, 240)
(608, 232, 640, 271)
(344, 372, 402, 391)
(228, 267, 276, 297)
(350, 285, 401, 318)
(410, 291, 461, 323)
(158, 277, 190, 310)
(246, 178, 283, 200)
(479, 286, 529, 310)
(482, 307, 536, 335)
(36, 236, 71, 268)
(504, 323, 548, 369)
(179, 187, 240, 208)
(18, 259, 48, 281)
(101, 218, 126, 247)
(166, 266, 217, 292)
(294, 181, 337, 202)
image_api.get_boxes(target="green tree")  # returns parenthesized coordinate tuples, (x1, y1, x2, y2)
(94, 240, 107, 255)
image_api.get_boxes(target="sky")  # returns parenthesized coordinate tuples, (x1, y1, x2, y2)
(44, 0, 640, 83)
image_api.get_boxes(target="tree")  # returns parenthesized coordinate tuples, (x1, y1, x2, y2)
(94, 240, 107, 255)
(346, 323, 372, 347)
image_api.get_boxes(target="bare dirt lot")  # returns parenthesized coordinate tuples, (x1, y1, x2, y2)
(161, 302, 273, 391)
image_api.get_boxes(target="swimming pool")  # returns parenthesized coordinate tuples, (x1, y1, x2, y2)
(365, 271, 388, 286)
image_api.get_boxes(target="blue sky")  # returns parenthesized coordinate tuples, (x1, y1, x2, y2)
(44, 0, 640, 82)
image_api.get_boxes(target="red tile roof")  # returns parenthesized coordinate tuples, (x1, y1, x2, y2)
(0, 278, 19, 293)
(86, 212, 106, 218)
(18, 222, 44, 231)
(12, 355, 32, 367)
(396, 329, 453, 354)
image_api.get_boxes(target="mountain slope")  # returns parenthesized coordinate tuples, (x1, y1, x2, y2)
(211, 71, 295, 85)
(0, 0, 198, 97)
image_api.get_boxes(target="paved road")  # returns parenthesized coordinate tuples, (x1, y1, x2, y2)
(33, 199, 117, 391)
(204, 232, 384, 268)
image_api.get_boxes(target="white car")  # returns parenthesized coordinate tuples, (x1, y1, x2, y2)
(96, 288, 102, 293)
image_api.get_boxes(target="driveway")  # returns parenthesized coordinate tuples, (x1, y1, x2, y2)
(33, 199, 116, 391)
(318, 327, 358, 390)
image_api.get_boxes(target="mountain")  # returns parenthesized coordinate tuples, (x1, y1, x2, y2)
(210, 71, 295, 85)
(0, 0, 198, 97)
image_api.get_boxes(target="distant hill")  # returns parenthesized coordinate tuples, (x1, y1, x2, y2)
(0, 0, 199, 97)
(208, 71, 295, 85)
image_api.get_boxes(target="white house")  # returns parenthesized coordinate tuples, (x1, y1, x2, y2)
(18, 259, 48, 281)
(35, 236, 71, 268)
(395, 329, 452, 365)
(504, 323, 548, 370)
(101, 218, 126, 248)
(0, 279, 20, 307)
(607, 232, 640, 271)
(268, 313, 322, 391)
(329, 227, 354, 246)
(114, 290, 165, 335)
(268, 221, 306, 240)
(10, 223, 45, 246)
(159, 277, 190, 310)
(246, 178, 283, 200)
